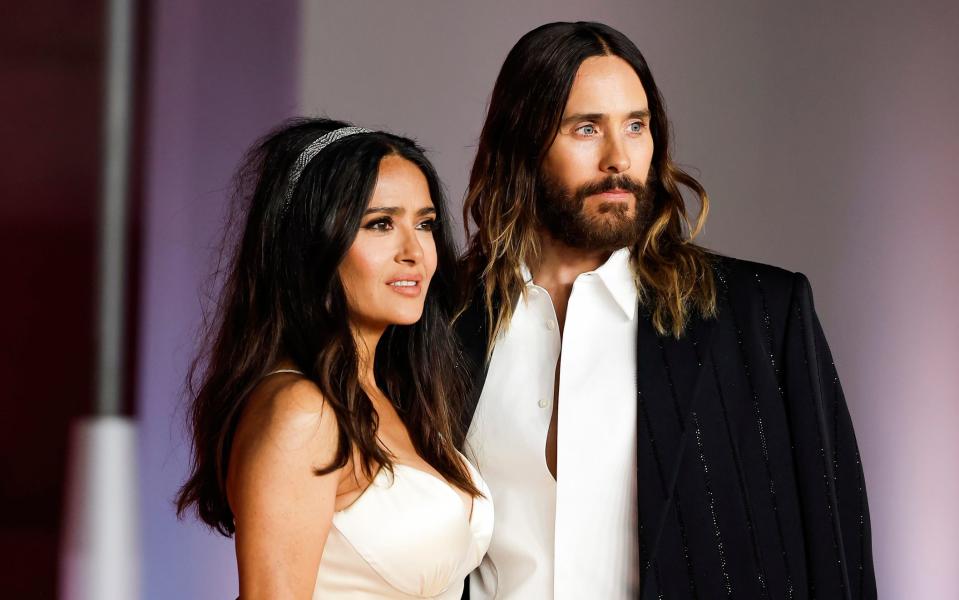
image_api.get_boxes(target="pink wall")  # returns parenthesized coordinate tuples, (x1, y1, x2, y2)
(300, 5, 959, 591)
(136, 1, 959, 596)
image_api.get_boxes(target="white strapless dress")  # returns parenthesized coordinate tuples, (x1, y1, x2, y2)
(313, 455, 493, 598)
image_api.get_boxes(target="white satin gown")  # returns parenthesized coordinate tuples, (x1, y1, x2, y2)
(312, 454, 493, 598)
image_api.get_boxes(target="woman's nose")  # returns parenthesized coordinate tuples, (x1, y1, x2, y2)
(396, 226, 424, 264)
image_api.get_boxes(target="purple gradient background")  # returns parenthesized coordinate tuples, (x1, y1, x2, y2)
(139, 2, 959, 598)
(136, 1, 299, 598)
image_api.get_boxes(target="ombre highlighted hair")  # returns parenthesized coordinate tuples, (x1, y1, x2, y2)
(461, 21, 716, 341)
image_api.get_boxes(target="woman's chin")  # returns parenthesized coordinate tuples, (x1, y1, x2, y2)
(384, 308, 425, 327)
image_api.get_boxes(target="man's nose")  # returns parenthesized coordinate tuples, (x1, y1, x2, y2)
(600, 134, 631, 174)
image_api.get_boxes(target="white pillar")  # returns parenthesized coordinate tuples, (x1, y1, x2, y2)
(60, 417, 140, 600)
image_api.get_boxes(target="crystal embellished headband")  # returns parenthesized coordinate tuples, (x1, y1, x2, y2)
(283, 126, 372, 209)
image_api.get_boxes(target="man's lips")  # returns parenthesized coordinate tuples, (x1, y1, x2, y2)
(592, 189, 633, 200)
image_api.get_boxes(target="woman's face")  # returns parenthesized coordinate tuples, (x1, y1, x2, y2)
(338, 155, 438, 333)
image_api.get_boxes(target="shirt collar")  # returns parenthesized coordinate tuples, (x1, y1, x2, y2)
(520, 247, 637, 321)
(520, 262, 533, 284)
(592, 248, 637, 321)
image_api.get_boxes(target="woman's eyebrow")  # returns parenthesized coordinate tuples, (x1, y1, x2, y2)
(364, 206, 400, 215)
(364, 206, 436, 216)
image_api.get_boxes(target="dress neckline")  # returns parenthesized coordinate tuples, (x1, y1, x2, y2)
(263, 368, 480, 523)
(336, 459, 479, 525)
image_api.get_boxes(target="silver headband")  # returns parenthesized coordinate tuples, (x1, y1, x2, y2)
(284, 126, 372, 208)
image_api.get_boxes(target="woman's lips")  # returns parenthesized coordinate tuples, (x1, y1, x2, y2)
(386, 278, 422, 297)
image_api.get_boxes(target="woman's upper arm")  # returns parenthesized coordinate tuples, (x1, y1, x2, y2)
(227, 379, 342, 600)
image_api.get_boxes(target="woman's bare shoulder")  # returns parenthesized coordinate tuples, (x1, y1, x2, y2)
(230, 375, 342, 482)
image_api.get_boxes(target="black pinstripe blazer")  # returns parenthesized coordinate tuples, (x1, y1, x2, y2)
(455, 255, 877, 600)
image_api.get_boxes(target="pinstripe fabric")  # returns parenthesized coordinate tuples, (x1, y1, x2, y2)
(456, 255, 877, 600)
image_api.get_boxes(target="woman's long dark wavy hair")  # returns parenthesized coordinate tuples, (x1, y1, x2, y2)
(461, 22, 717, 340)
(176, 118, 479, 536)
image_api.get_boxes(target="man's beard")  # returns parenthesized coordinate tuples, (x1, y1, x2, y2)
(536, 169, 656, 252)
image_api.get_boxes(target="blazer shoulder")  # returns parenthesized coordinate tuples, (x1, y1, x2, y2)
(710, 253, 795, 289)
(708, 253, 806, 326)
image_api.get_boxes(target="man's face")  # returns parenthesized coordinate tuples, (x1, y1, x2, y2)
(538, 55, 655, 251)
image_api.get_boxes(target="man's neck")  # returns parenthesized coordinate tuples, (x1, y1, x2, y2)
(531, 230, 612, 332)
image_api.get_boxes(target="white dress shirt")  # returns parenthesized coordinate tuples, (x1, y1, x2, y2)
(466, 248, 639, 599)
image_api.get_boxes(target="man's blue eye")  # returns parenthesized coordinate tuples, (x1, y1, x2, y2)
(579, 125, 596, 135)
(629, 121, 646, 133)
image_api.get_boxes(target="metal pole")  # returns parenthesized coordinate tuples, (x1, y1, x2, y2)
(60, 3, 142, 596)
(95, 0, 135, 415)
(61, 4, 140, 596)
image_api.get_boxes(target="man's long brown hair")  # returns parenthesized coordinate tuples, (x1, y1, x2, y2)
(461, 22, 716, 342)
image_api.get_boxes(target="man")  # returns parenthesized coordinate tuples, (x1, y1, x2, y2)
(456, 22, 876, 599)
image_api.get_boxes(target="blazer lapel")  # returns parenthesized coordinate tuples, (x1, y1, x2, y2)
(636, 304, 718, 590)
(454, 289, 494, 445)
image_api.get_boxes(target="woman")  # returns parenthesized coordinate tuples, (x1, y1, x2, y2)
(176, 118, 492, 599)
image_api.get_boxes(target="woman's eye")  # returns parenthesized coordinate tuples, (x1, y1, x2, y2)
(364, 217, 393, 231)
(576, 124, 597, 136)
(416, 219, 439, 231)
(628, 121, 646, 133)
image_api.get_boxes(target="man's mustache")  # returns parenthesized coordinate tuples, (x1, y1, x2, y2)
(575, 174, 645, 200)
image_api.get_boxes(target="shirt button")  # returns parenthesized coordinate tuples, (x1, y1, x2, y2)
(545, 319, 556, 330)
(538, 398, 549, 408)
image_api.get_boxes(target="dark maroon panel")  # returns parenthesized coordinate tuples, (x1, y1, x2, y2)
(0, 3, 104, 596)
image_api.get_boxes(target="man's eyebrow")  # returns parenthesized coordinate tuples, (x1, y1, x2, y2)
(560, 109, 651, 125)
(562, 112, 605, 124)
